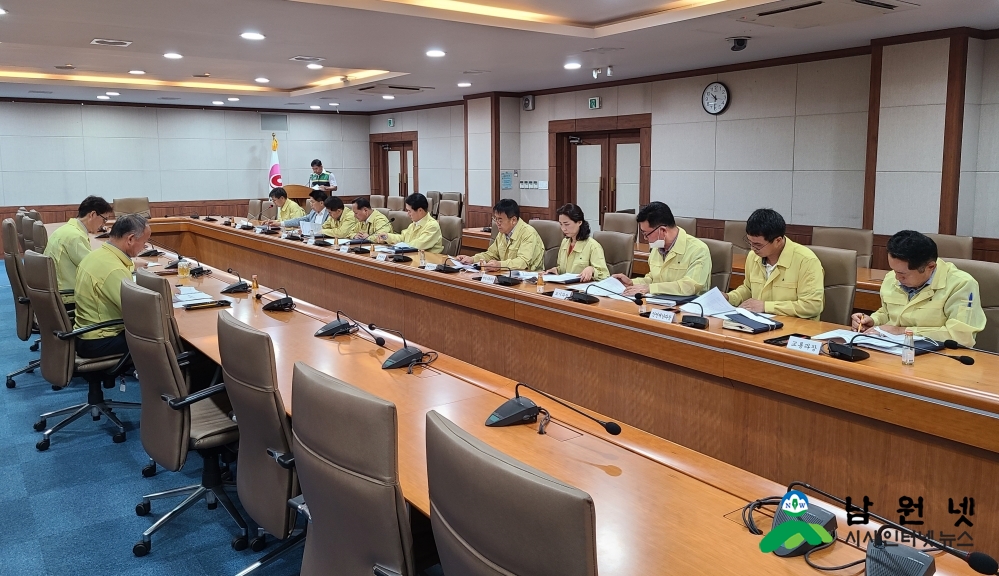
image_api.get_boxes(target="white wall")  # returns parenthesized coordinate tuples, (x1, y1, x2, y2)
(973, 39, 999, 238)
(0, 103, 370, 206)
(369, 105, 465, 196)
(466, 98, 492, 206)
(499, 97, 521, 202)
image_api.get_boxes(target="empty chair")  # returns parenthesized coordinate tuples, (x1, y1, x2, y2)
(387, 196, 405, 211)
(26, 209, 41, 222)
(926, 234, 974, 260)
(389, 211, 411, 234)
(437, 199, 460, 218)
(674, 217, 696, 237)
(21, 216, 36, 252)
(3, 219, 40, 388)
(810, 245, 857, 326)
(134, 269, 185, 357)
(812, 227, 874, 269)
(528, 219, 564, 271)
(427, 196, 437, 218)
(441, 192, 461, 203)
(944, 258, 999, 353)
(439, 215, 463, 257)
(259, 200, 277, 222)
(426, 191, 441, 216)
(723, 220, 750, 256)
(594, 230, 634, 277)
(14, 211, 26, 252)
(701, 238, 734, 292)
(369, 195, 385, 209)
(602, 212, 637, 241)
(121, 281, 246, 557)
(247, 199, 263, 220)
(31, 220, 48, 252)
(426, 411, 598, 576)
(113, 197, 151, 218)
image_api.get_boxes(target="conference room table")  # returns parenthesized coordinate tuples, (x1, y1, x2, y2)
(461, 228, 886, 311)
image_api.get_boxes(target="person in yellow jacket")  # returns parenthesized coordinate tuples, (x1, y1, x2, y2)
(726, 209, 824, 320)
(267, 187, 305, 223)
(43, 195, 114, 303)
(374, 192, 443, 253)
(613, 201, 710, 296)
(543, 204, 609, 282)
(455, 199, 544, 271)
(852, 230, 985, 347)
(321, 196, 359, 238)
(350, 197, 392, 238)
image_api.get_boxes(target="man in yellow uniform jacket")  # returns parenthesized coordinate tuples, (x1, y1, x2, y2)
(374, 193, 443, 253)
(613, 201, 711, 296)
(852, 230, 985, 347)
(455, 199, 544, 271)
(43, 195, 114, 304)
(268, 187, 306, 222)
(350, 197, 392, 238)
(321, 196, 360, 238)
(726, 208, 824, 320)
(73, 214, 151, 358)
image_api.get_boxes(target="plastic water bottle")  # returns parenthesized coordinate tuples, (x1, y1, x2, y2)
(419, 250, 426, 266)
(902, 328, 915, 365)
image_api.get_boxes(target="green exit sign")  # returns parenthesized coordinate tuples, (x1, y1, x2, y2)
(387, 118, 395, 127)
(588, 97, 602, 110)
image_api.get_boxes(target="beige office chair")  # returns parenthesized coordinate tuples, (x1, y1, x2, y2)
(14, 211, 26, 252)
(260, 200, 277, 222)
(26, 209, 41, 222)
(114, 197, 151, 218)
(375, 207, 390, 219)
(426, 411, 598, 576)
(529, 220, 564, 271)
(594, 230, 634, 277)
(602, 213, 637, 241)
(247, 199, 263, 220)
(217, 311, 302, 562)
(944, 258, 999, 353)
(389, 211, 411, 234)
(723, 221, 750, 256)
(441, 192, 461, 203)
(3, 219, 40, 388)
(674, 217, 696, 237)
(426, 196, 438, 219)
(387, 196, 405, 211)
(426, 191, 441, 216)
(21, 216, 36, 252)
(22, 251, 137, 450)
(812, 227, 873, 269)
(31, 220, 48, 253)
(810, 246, 857, 326)
(926, 234, 974, 260)
(701, 238, 734, 292)
(121, 281, 247, 557)
(134, 269, 185, 357)
(437, 200, 460, 218)
(293, 362, 430, 576)
(439, 216, 463, 257)
(369, 195, 385, 209)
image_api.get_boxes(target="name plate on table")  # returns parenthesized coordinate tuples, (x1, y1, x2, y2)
(551, 289, 573, 300)
(339, 244, 350, 252)
(423, 264, 437, 271)
(648, 309, 675, 323)
(480, 274, 497, 285)
(376, 253, 388, 262)
(787, 336, 822, 355)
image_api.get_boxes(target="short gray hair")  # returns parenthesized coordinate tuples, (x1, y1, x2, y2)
(110, 214, 149, 239)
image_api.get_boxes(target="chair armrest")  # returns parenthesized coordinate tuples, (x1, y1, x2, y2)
(18, 297, 29, 305)
(176, 350, 196, 368)
(373, 565, 403, 576)
(59, 289, 74, 296)
(55, 319, 124, 340)
(288, 495, 311, 521)
(160, 383, 226, 410)
(266, 448, 296, 469)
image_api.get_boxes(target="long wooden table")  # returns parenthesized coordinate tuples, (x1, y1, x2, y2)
(143, 219, 999, 559)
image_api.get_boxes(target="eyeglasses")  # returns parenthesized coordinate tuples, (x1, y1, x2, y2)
(640, 226, 663, 240)
(745, 236, 777, 251)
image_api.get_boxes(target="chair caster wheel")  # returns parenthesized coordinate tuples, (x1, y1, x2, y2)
(141, 463, 157, 478)
(93, 414, 101, 421)
(33, 419, 46, 432)
(51, 385, 59, 391)
(231, 536, 248, 551)
(113, 432, 126, 443)
(36, 438, 50, 451)
(250, 535, 267, 552)
(133, 541, 150, 557)
(136, 501, 151, 516)
(5, 377, 14, 388)
(207, 501, 218, 510)
(30, 342, 39, 352)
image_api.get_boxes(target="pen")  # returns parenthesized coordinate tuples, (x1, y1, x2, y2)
(968, 293, 974, 309)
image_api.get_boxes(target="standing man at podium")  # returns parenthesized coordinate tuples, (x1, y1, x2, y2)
(309, 159, 337, 193)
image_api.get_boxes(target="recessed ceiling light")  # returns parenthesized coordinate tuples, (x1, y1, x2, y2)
(0, 8, 7, 15)
(96, 95, 110, 100)
(426, 49, 446, 57)
(212, 101, 224, 105)
(240, 32, 265, 40)
(106, 91, 120, 96)
(227, 97, 239, 101)
(255, 77, 269, 83)
(306, 63, 323, 70)
(310, 105, 321, 109)
(564, 62, 581, 70)
(329, 102, 339, 106)
(164, 52, 182, 59)
(128, 70, 145, 75)
(382, 95, 395, 100)
(54, 64, 76, 70)
(457, 82, 471, 87)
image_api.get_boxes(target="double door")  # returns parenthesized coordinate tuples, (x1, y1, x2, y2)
(383, 143, 415, 196)
(570, 132, 641, 231)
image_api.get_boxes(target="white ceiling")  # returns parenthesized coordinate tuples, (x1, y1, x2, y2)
(0, 0, 995, 113)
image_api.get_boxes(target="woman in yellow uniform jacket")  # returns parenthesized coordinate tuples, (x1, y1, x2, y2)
(543, 204, 609, 282)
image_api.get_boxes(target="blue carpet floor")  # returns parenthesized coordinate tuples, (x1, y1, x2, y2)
(0, 274, 303, 576)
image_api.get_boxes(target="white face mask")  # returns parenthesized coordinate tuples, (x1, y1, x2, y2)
(650, 238, 666, 250)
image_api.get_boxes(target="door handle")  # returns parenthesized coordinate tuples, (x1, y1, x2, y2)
(610, 177, 616, 194)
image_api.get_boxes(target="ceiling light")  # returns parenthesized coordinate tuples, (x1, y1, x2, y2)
(227, 97, 239, 101)
(255, 77, 269, 83)
(0, 8, 7, 15)
(564, 62, 581, 70)
(240, 32, 265, 40)
(310, 105, 321, 109)
(192, 73, 211, 78)
(164, 52, 182, 59)
(383, 95, 395, 100)
(329, 102, 339, 106)
(106, 91, 120, 96)
(96, 95, 110, 100)
(128, 70, 145, 75)
(54, 64, 76, 70)
(307, 63, 323, 70)
(457, 81, 471, 87)
(426, 49, 446, 57)
(212, 101, 224, 105)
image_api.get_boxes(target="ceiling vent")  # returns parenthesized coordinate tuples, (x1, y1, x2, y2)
(582, 47, 624, 54)
(158, 97, 181, 100)
(54, 64, 76, 70)
(290, 55, 325, 63)
(91, 38, 132, 47)
(355, 84, 433, 95)
(462, 70, 490, 75)
(28, 90, 53, 94)
(736, 0, 918, 28)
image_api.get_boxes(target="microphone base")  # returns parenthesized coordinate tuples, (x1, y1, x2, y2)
(828, 342, 871, 362)
(382, 346, 424, 370)
(495, 275, 522, 287)
(262, 297, 295, 312)
(485, 396, 540, 427)
(680, 315, 708, 330)
(865, 543, 934, 576)
(315, 319, 355, 338)
(220, 281, 250, 294)
(770, 503, 837, 557)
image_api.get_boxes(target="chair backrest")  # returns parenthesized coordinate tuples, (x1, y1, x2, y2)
(389, 211, 411, 234)
(602, 213, 637, 241)
(426, 191, 441, 216)
(441, 192, 461, 203)
(701, 238, 733, 292)
(31, 220, 48, 252)
(113, 197, 151, 218)
(437, 199, 460, 218)
(292, 362, 414, 576)
(375, 207, 390, 219)
(21, 216, 36, 252)
(674, 217, 696, 237)
(121, 280, 192, 472)
(260, 200, 277, 221)
(810, 245, 857, 326)
(944, 258, 999, 353)
(594, 230, 634, 277)
(14, 212, 26, 252)
(426, 411, 598, 576)
(723, 220, 750, 256)
(134, 268, 184, 354)
(247, 199, 263, 220)
(528, 220, 564, 271)
(926, 234, 974, 260)
(26, 210, 41, 222)
(426, 191, 441, 203)
(439, 216, 463, 257)
(216, 311, 298, 539)
(2, 219, 33, 341)
(428, 196, 438, 218)
(369, 195, 385, 209)
(21, 251, 76, 387)
(386, 196, 405, 211)
(812, 227, 873, 269)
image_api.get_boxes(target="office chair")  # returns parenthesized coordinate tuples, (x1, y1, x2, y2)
(31, 220, 49, 252)
(723, 220, 750, 256)
(426, 191, 441, 217)
(944, 258, 999, 353)
(438, 216, 464, 257)
(701, 238, 734, 292)
(594, 230, 634, 277)
(113, 197, 151, 218)
(810, 245, 857, 326)
(387, 196, 406, 211)
(369, 195, 386, 209)
(811, 227, 874, 269)
(3, 219, 40, 388)
(21, 216, 36, 252)
(14, 210, 26, 252)
(926, 234, 974, 260)
(528, 220, 563, 271)
(602, 212, 637, 241)
(389, 211, 412, 234)
(674, 217, 697, 237)
(247, 199, 263, 221)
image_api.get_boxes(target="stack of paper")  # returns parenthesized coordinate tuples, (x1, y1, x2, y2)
(173, 287, 214, 308)
(543, 273, 582, 284)
(680, 288, 737, 317)
(447, 258, 477, 271)
(573, 277, 633, 302)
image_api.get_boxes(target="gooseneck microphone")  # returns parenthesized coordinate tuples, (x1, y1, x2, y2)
(472, 265, 522, 286)
(945, 339, 999, 358)
(221, 268, 250, 294)
(485, 382, 622, 436)
(836, 333, 975, 365)
(518, 382, 621, 435)
(368, 324, 425, 370)
(255, 288, 295, 311)
(314, 311, 386, 345)
(681, 301, 708, 329)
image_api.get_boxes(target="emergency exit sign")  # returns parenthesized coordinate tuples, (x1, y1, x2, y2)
(387, 118, 395, 127)
(588, 97, 602, 110)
